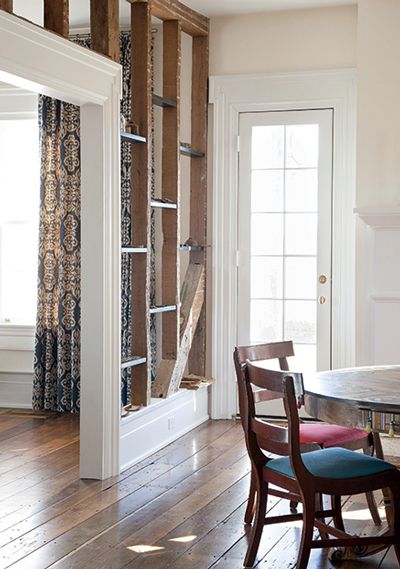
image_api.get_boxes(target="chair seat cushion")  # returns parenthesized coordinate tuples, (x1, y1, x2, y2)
(265, 447, 397, 480)
(299, 423, 368, 448)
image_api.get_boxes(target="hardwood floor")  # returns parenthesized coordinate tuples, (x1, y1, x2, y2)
(0, 410, 397, 569)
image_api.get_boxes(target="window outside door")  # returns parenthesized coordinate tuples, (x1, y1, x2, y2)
(237, 109, 333, 413)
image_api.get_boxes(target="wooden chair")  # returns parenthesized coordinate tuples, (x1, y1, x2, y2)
(234, 341, 380, 525)
(240, 360, 400, 568)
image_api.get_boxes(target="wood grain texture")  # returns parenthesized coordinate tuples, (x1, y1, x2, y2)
(0, 412, 396, 568)
(44, 0, 69, 37)
(0, 0, 12, 13)
(161, 19, 181, 364)
(189, 35, 209, 377)
(129, 1, 153, 406)
(305, 366, 400, 418)
(152, 264, 205, 398)
(127, 0, 209, 37)
(90, 0, 120, 62)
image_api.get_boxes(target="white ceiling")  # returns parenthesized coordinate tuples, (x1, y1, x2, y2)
(12, 0, 356, 28)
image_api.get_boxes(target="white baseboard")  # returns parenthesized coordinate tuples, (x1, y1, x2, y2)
(0, 372, 33, 409)
(119, 387, 209, 472)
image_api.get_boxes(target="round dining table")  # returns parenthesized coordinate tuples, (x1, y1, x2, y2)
(303, 364, 400, 560)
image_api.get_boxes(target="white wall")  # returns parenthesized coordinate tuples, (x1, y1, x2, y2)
(210, 5, 357, 75)
(356, 0, 400, 208)
(355, 0, 400, 365)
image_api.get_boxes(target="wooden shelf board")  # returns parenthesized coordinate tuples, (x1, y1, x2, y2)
(121, 247, 148, 253)
(121, 356, 147, 370)
(121, 131, 147, 144)
(179, 145, 205, 158)
(149, 305, 177, 314)
(152, 94, 177, 108)
(151, 199, 177, 210)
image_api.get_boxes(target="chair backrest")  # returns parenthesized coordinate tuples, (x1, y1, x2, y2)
(245, 359, 313, 481)
(234, 341, 294, 404)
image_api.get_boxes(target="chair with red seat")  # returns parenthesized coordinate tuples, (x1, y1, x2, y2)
(233, 341, 380, 525)
(239, 360, 400, 568)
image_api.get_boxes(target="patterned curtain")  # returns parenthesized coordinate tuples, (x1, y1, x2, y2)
(32, 97, 81, 412)
(33, 32, 154, 411)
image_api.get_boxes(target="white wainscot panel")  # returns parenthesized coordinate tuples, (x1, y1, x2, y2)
(0, 372, 32, 408)
(356, 208, 400, 365)
(372, 299, 400, 364)
(119, 387, 209, 472)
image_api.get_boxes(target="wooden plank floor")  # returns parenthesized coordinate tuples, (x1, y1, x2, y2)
(0, 410, 397, 569)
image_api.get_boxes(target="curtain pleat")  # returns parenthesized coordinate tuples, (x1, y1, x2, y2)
(33, 32, 155, 411)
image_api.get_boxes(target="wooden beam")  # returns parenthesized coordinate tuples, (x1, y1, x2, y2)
(189, 35, 209, 377)
(162, 19, 181, 364)
(152, 264, 205, 398)
(0, 0, 12, 13)
(127, 0, 209, 37)
(90, 0, 120, 63)
(44, 0, 69, 38)
(130, 1, 153, 406)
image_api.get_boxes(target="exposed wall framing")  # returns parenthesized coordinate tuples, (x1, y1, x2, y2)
(0, 0, 209, 411)
(126, 0, 209, 404)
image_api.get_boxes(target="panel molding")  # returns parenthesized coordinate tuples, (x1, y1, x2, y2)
(120, 388, 209, 471)
(356, 209, 400, 365)
(0, 372, 32, 408)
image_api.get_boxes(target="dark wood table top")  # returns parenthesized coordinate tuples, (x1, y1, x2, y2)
(304, 365, 400, 415)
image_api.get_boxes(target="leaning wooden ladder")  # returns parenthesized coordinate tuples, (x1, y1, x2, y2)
(124, 0, 209, 406)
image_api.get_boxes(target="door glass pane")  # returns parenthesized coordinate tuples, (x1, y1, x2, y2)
(285, 169, 318, 212)
(244, 115, 327, 378)
(250, 299, 282, 343)
(285, 124, 319, 168)
(284, 300, 316, 344)
(251, 170, 283, 212)
(285, 257, 317, 299)
(251, 257, 283, 298)
(251, 125, 284, 169)
(285, 213, 317, 255)
(251, 213, 283, 255)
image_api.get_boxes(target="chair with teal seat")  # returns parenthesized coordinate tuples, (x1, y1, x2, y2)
(233, 341, 380, 526)
(239, 359, 400, 569)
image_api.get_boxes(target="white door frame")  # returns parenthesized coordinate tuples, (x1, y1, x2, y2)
(0, 12, 122, 478)
(209, 70, 356, 419)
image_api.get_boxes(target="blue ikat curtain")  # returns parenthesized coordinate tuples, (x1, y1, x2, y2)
(32, 96, 81, 412)
(33, 32, 154, 411)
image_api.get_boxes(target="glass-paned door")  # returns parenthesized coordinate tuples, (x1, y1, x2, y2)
(237, 109, 333, 413)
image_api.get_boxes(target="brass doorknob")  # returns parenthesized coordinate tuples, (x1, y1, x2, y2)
(319, 275, 327, 284)
(319, 296, 326, 305)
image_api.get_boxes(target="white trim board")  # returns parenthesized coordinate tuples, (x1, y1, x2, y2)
(209, 69, 357, 419)
(0, 11, 122, 479)
(120, 388, 209, 472)
(0, 372, 32, 409)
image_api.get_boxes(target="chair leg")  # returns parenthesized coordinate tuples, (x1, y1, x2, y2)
(365, 491, 381, 526)
(363, 448, 381, 525)
(316, 493, 328, 540)
(244, 468, 257, 524)
(290, 499, 298, 512)
(331, 494, 345, 532)
(296, 497, 315, 569)
(244, 479, 268, 567)
(389, 484, 400, 564)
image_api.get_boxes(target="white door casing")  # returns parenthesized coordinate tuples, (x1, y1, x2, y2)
(0, 12, 122, 478)
(210, 70, 356, 419)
